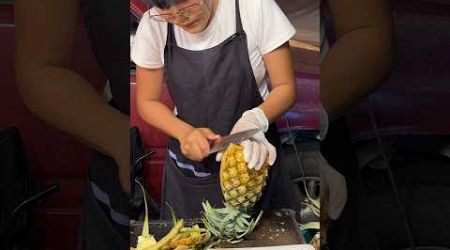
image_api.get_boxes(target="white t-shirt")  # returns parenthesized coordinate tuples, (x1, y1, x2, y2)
(131, 0, 296, 99)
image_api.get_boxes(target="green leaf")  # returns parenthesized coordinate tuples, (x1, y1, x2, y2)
(166, 202, 177, 226)
(300, 222, 320, 231)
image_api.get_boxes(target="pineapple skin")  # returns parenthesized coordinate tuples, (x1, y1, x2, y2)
(220, 144, 269, 211)
(201, 144, 268, 244)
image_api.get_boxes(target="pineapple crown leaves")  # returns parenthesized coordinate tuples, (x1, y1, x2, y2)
(165, 202, 178, 226)
(302, 197, 320, 217)
(299, 222, 320, 231)
(201, 201, 263, 244)
(136, 183, 211, 249)
(135, 180, 157, 247)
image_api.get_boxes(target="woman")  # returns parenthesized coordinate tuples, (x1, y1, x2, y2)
(132, 0, 300, 219)
(15, 0, 130, 249)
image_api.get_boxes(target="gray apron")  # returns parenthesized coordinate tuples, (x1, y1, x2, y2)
(78, 0, 130, 249)
(160, 0, 300, 220)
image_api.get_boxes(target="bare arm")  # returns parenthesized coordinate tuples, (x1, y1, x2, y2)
(321, 0, 395, 120)
(14, 0, 129, 191)
(135, 66, 194, 141)
(136, 66, 219, 161)
(260, 42, 297, 123)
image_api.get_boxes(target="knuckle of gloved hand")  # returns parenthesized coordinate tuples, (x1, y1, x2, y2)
(241, 139, 251, 147)
(241, 141, 251, 161)
(259, 153, 266, 165)
(250, 155, 259, 169)
(256, 160, 264, 170)
(247, 156, 255, 169)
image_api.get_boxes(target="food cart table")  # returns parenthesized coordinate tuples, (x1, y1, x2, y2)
(130, 210, 314, 249)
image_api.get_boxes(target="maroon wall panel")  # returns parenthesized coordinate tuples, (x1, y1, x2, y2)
(346, 7, 450, 141)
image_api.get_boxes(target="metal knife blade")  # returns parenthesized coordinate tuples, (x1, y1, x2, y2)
(209, 128, 261, 154)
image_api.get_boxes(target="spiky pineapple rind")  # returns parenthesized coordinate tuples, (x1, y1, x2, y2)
(219, 143, 269, 211)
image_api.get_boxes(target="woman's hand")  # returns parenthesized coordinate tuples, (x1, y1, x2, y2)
(216, 108, 276, 170)
(179, 128, 220, 161)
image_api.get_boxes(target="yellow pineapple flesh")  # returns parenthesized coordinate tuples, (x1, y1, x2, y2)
(220, 144, 269, 210)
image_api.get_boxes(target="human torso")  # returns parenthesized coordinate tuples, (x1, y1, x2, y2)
(134, 0, 296, 99)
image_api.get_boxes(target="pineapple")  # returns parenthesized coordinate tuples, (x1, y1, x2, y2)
(202, 143, 269, 244)
(220, 143, 269, 209)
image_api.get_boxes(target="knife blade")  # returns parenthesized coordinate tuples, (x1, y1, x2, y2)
(209, 128, 261, 154)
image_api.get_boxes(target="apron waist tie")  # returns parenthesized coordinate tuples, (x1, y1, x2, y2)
(90, 181, 130, 227)
(168, 150, 212, 177)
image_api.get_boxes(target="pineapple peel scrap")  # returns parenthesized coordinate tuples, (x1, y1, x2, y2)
(136, 181, 209, 250)
(136, 180, 157, 249)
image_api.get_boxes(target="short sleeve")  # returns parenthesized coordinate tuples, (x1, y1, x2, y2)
(255, 0, 296, 55)
(131, 11, 166, 69)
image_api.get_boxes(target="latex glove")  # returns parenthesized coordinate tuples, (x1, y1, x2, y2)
(316, 103, 329, 141)
(216, 108, 276, 170)
(317, 152, 347, 220)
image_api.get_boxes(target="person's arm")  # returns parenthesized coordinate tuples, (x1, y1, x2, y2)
(14, 0, 130, 192)
(259, 42, 297, 123)
(214, 42, 296, 169)
(136, 66, 220, 161)
(321, 0, 395, 120)
(135, 66, 194, 141)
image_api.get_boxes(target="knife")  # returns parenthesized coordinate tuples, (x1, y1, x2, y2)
(209, 128, 261, 154)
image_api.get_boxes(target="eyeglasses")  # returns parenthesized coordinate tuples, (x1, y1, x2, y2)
(149, 0, 208, 23)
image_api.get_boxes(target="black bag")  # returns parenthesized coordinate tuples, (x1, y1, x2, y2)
(0, 127, 60, 250)
(0, 127, 31, 249)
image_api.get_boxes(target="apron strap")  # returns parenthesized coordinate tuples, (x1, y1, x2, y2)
(234, 0, 244, 33)
(167, 23, 177, 46)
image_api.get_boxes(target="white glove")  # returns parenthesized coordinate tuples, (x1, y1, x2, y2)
(216, 108, 276, 170)
(317, 152, 347, 220)
(316, 103, 329, 141)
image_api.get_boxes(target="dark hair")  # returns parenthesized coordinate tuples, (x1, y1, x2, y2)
(147, 0, 188, 9)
